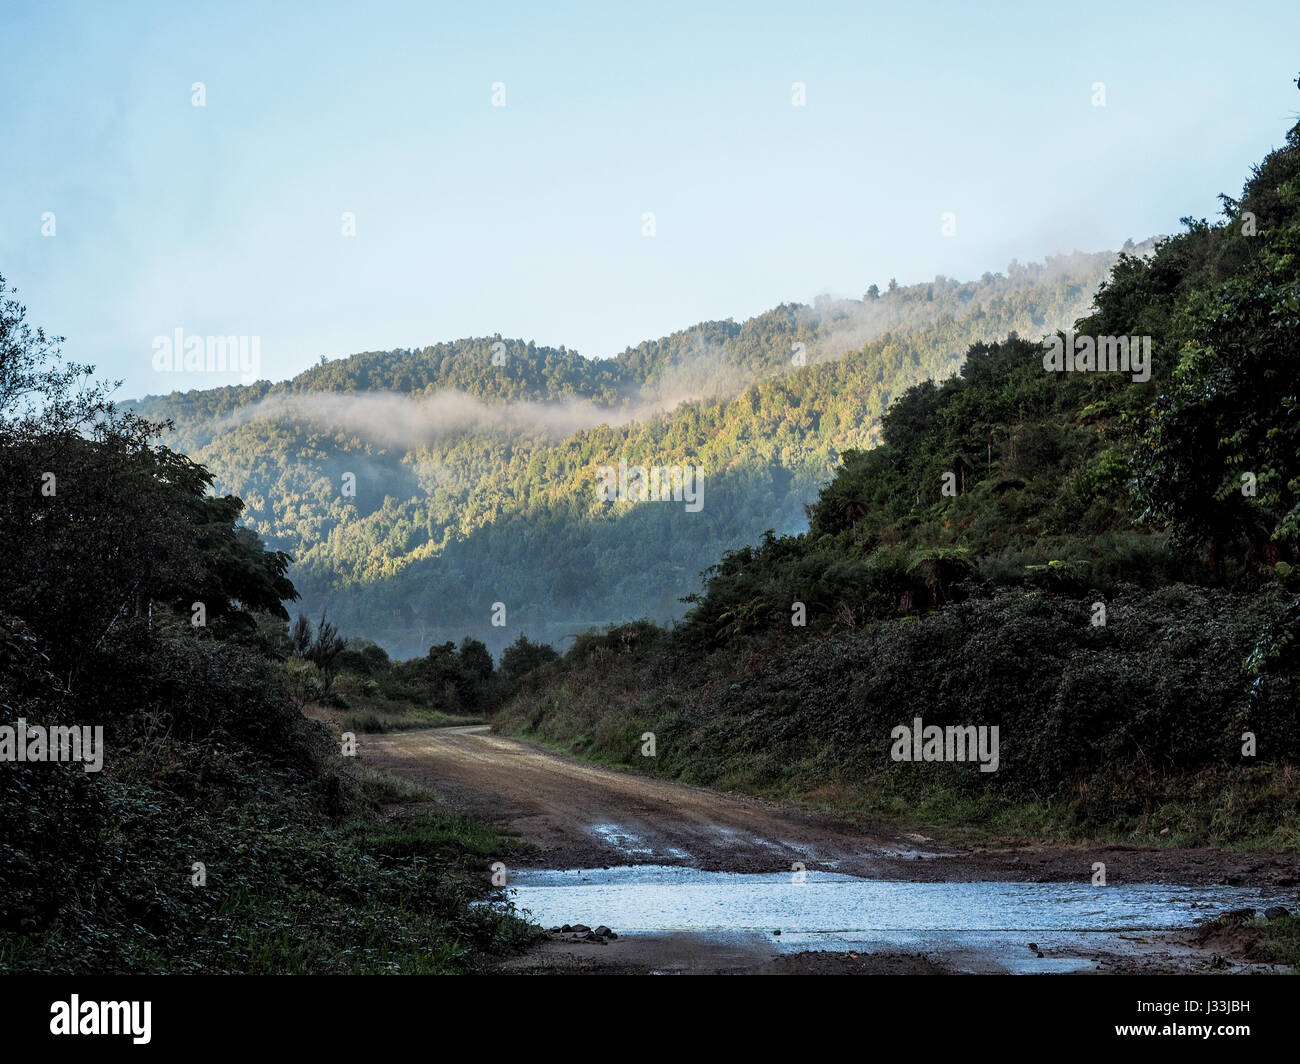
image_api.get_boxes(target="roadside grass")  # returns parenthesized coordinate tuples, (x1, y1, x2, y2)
(343, 762, 433, 803)
(342, 707, 484, 733)
(354, 811, 526, 863)
(305, 697, 485, 736)
(1252, 914, 1300, 969)
(327, 671, 489, 732)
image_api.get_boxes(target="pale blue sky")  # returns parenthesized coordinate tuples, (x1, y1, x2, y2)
(2, 0, 1298, 398)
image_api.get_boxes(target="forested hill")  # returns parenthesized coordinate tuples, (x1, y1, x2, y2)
(128, 248, 1148, 657)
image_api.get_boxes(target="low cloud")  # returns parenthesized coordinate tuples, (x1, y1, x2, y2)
(205, 249, 1140, 451)
(214, 388, 680, 449)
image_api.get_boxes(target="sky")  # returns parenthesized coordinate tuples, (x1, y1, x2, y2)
(2, 0, 1298, 399)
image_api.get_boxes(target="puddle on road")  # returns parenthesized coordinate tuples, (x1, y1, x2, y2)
(505, 865, 1286, 972)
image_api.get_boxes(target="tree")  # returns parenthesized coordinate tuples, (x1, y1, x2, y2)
(0, 284, 298, 667)
(458, 637, 494, 681)
(0, 273, 110, 436)
(289, 614, 313, 657)
(308, 610, 346, 674)
(1136, 114, 1300, 579)
(499, 634, 559, 683)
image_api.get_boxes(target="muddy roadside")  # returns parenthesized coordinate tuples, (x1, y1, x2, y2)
(361, 725, 1300, 889)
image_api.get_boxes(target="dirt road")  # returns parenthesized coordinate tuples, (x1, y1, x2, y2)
(363, 725, 1300, 888)
(360, 726, 1298, 973)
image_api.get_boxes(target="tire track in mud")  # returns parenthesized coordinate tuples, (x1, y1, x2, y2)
(363, 725, 907, 874)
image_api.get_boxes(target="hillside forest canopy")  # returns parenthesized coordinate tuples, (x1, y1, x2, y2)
(128, 248, 1150, 658)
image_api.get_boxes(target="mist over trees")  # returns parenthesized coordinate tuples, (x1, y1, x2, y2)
(127, 251, 1139, 657)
